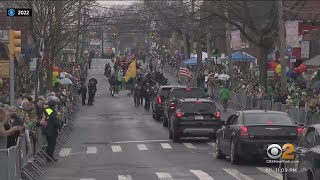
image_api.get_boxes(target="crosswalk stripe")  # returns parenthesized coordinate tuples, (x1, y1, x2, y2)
(118, 175, 132, 180)
(80, 179, 95, 180)
(207, 143, 215, 147)
(112, 145, 122, 152)
(59, 148, 71, 157)
(137, 144, 148, 151)
(190, 170, 214, 180)
(256, 167, 282, 179)
(99, 69, 102, 71)
(93, 69, 96, 71)
(86, 147, 97, 154)
(160, 143, 172, 149)
(155, 172, 173, 179)
(223, 168, 253, 180)
(184, 143, 197, 149)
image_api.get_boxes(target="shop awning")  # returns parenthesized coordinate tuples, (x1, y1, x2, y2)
(223, 51, 256, 62)
(183, 57, 207, 66)
(303, 55, 320, 67)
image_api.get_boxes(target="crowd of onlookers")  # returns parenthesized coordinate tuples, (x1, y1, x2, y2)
(0, 83, 76, 154)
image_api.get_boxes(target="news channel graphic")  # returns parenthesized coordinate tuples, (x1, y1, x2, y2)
(7, 8, 32, 17)
(266, 143, 299, 164)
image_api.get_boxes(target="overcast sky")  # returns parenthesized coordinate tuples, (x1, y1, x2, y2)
(97, 1, 141, 6)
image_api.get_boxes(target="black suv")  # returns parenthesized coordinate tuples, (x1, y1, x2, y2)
(152, 85, 186, 120)
(163, 87, 209, 127)
(168, 98, 222, 142)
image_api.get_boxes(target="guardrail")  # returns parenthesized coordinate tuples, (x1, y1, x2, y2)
(0, 96, 80, 180)
(163, 64, 320, 125)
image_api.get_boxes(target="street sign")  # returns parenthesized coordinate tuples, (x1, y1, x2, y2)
(285, 46, 293, 56)
(30, 58, 37, 71)
(290, 56, 296, 63)
(0, 61, 10, 77)
(0, 30, 9, 41)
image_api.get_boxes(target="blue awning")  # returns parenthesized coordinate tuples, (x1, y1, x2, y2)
(183, 57, 207, 66)
(223, 51, 256, 62)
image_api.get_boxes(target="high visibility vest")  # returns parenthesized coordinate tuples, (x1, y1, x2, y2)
(45, 108, 54, 116)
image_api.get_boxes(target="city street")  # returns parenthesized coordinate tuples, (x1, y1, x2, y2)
(42, 59, 283, 180)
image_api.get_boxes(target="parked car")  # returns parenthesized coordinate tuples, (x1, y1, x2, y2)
(163, 87, 209, 127)
(282, 124, 320, 180)
(168, 98, 222, 142)
(152, 85, 186, 120)
(215, 110, 302, 164)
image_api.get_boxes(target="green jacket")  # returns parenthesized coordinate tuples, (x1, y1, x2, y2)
(117, 72, 123, 81)
(219, 88, 230, 101)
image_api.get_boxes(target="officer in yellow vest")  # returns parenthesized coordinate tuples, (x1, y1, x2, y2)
(44, 100, 60, 162)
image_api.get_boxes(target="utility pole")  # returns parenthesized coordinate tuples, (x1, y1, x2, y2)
(206, 26, 212, 72)
(224, 1, 234, 90)
(278, 0, 287, 94)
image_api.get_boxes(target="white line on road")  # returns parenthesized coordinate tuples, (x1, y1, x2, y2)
(111, 145, 122, 152)
(98, 69, 102, 71)
(59, 148, 71, 157)
(118, 175, 132, 180)
(80, 179, 95, 180)
(223, 168, 253, 180)
(184, 143, 197, 149)
(190, 170, 214, 180)
(111, 139, 171, 144)
(155, 172, 173, 179)
(256, 167, 282, 179)
(93, 69, 96, 71)
(160, 143, 172, 149)
(207, 143, 215, 147)
(86, 147, 97, 154)
(137, 144, 148, 151)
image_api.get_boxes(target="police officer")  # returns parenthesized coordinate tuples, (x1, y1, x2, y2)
(144, 82, 153, 111)
(79, 82, 87, 105)
(44, 101, 60, 162)
(88, 77, 97, 105)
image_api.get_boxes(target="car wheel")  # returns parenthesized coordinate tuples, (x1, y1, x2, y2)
(230, 139, 240, 164)
(216, 137, 226, 159)
(163, 115, 168, 127)
(308, 171, 315, 180)
(173, 128, 180, 142)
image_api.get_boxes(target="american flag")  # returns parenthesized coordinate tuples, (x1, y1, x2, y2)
(179, 63, 193, 79)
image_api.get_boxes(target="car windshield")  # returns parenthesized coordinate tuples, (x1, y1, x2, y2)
(244, 113, 294, 125)
(170, 88, 206, 98)
(160, 88, 173, 97)
(181, 102, 216, 113)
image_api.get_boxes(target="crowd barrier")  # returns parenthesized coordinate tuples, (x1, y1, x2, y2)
(163, 64, 319, 125)
(209, 86, 320, 125)
(0, 95, 80, 180)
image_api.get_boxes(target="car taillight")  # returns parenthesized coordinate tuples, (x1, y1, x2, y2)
(297, 127, 303, 137)
(185, 88, 191, 91)
(215, 111, 220, 119)
(240, 126, 249, 139)
(157, 96, 162, 104)
(176, 112, 183, 118)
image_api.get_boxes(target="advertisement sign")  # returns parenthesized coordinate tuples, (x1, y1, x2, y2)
(300, 41, 310, 59)
(285, 21, 299, 48)
(231, 30, 241, 50)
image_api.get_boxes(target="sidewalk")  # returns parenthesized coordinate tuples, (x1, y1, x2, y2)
(162, 67, 237, 120)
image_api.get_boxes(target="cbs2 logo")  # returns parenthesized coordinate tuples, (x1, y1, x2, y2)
(267, 144, 295, 160)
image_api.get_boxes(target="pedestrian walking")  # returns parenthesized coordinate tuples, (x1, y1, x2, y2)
(219, 85, 230, 112)
(133, 83, 141, 106)
(87, 77, 97, 105)
(44, 101, 60, 162)
(144, 83, 153, 111)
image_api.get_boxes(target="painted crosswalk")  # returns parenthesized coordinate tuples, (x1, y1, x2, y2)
(86, 147, 97, 154)
(160, 143, 172, 149)
(59, 148, 71, 157)
(111, 145, 122, 152)
(256, 167, 282, 180)
(79, 167, 283, 180)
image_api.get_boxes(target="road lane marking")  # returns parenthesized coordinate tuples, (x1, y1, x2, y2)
(137, 144, 148, 150)
(256, 167, 282, 179)
(111, 145, 122, 152)
(98, 69, 102, 71)
(93, 69, 96, 71)
(223, 169, 253, 180)
(189, 170, 214, 180)
(111, 139, 170, 144)
(155, 172, 173, 179)
(207, 143, 215, 147)
(59, 148, 71, 157)
(86, 147, 97, 154)
(118, 175, 132, 180)
(184, 143, 197, 149)
(160, 143, 172, 149)
(80, 179, 95, 180)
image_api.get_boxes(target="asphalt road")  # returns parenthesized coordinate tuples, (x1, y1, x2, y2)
(41, 59, 283, 180)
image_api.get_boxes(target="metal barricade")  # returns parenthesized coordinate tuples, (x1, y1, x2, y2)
(0, 137, 21, 180)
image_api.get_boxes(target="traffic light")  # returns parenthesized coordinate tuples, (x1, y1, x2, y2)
(9, 30, 21, 59)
